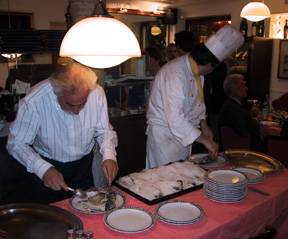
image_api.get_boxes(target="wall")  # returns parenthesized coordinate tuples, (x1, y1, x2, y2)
(107, 0, 288, 106)
(0, 0, 68, 88)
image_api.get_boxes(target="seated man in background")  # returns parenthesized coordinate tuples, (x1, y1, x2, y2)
(165, 43, 179, 62)
(218, 74, 265, 152)
(144, 47, 162, 76)
(6, 62, 118, 204)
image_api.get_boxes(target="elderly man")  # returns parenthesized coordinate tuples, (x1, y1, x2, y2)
(146, 25, 244, 168)
(218, 73, 264, 151)
(7, 62, 118, 204)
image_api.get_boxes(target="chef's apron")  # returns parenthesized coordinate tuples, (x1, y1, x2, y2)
(146, 124, 191, 169)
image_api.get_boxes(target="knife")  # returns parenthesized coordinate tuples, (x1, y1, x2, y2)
(248, 187, 271, 196)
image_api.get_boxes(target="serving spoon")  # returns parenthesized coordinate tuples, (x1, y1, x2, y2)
(68, 187, 87, 198)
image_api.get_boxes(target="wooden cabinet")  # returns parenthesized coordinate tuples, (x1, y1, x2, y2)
(110, 113, 147, 178)
(230, 37, 273, 101)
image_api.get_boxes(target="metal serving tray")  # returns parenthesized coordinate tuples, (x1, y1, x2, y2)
(114, 181, 203, 206)
(114, 160, 204, 205)
(0, 203, 83, 239)
(223, 150, 284, 173)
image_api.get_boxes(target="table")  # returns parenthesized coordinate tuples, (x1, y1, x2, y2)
(260, 124, 281, 137)
(52, 169, 288, 239)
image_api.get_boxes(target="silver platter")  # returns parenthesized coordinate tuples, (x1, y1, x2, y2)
(223, 150, 284, 173)
(0, 203, 83, 239)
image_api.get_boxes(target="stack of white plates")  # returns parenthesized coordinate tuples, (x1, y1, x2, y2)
(203, 169, 248, 203)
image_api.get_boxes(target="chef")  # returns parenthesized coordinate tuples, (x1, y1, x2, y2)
(146, 25, 244, 168)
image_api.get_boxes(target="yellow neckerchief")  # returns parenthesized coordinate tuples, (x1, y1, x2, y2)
(189, 56, 204, 103)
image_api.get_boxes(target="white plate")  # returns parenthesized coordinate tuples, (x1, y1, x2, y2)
(207, 169, 247, 184)
(155, 200, 203, 225)
(233, 167, 265, 184)
(104, 206, 155, 233)
(189, 153, 228, 167)
(260, 121, 279, 127)
(69, 190, 126, 214)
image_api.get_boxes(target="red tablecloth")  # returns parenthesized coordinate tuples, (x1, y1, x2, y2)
(260, 125, 281, 137)
(52, 169, 288, 239)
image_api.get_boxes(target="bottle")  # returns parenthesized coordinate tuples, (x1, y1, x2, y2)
(84, 231, 94, 239)
(257, 20, 265, 37)
(67, 229, 75, 239)
(75, 230, 84, 239)
(262, 94, 269, 120)
(284, 20, 288, 39)
(240, 18, 248, 38)
(251, 22, 257, 37)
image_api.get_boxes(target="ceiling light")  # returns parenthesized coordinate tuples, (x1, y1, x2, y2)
(151, 26, 161, 36)
(1, 53, 22, 59)
(121, 3, 132, 12)
(60, 0, 141, 69)
(240, 1, 271, 22)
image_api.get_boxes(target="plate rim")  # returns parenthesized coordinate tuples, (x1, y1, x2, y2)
(223, 149, 284, 173)
(103, 206, 155, 233)
(259, 120, 280, 126)
(188, 153, 228, 167)
(206, 168, 248, 184)
(232, 166, 265, 184)
(69, 190, 126, 214)
(155, 200, 204, 225)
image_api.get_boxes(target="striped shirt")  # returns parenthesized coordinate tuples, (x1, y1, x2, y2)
(6, 79, 117, 179)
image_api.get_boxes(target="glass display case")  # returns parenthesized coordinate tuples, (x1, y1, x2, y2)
(105, 78, 152, 118)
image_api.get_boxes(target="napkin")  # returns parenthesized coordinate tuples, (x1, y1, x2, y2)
(12, 79, 30, 94)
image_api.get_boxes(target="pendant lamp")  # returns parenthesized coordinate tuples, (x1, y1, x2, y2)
(240, 1, 271, 22)
(151, 26, 162, 36)
(60, 0, 141, 69)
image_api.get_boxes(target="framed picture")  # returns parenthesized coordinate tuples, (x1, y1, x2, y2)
(278, 40, 288, 79)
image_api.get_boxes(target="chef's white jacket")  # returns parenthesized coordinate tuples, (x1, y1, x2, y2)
(146, 54, 206, 168)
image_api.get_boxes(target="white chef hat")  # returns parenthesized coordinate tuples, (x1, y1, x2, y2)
(204, 25, 245, 62)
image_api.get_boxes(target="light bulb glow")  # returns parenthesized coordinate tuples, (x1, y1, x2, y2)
(60, 17, 141, 68)
(1, 53, 22, 59)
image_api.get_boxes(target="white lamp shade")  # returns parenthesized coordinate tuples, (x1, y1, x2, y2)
(60, 17, 141, 69)
(240, 2, 271, 22)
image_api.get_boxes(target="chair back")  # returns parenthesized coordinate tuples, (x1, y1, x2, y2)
(248, 226, 276, 239)
(265, 135, 288, 168)
(219, 125, 251, 151)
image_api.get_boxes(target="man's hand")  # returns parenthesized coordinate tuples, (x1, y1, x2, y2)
(43, 167, 68, 191)
(196, 133, 219, 158)
(200, 120, 214, 139)
(250, 106, 262, 121)
(102, 159, 119, 186)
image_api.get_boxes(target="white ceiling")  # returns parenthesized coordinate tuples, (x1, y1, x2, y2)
(142, 0, 239, 8)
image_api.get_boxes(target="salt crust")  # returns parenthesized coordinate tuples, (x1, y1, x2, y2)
(117, 161, 205, 200)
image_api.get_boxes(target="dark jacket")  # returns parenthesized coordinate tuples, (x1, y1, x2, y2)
(219, 97, 260, 137)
